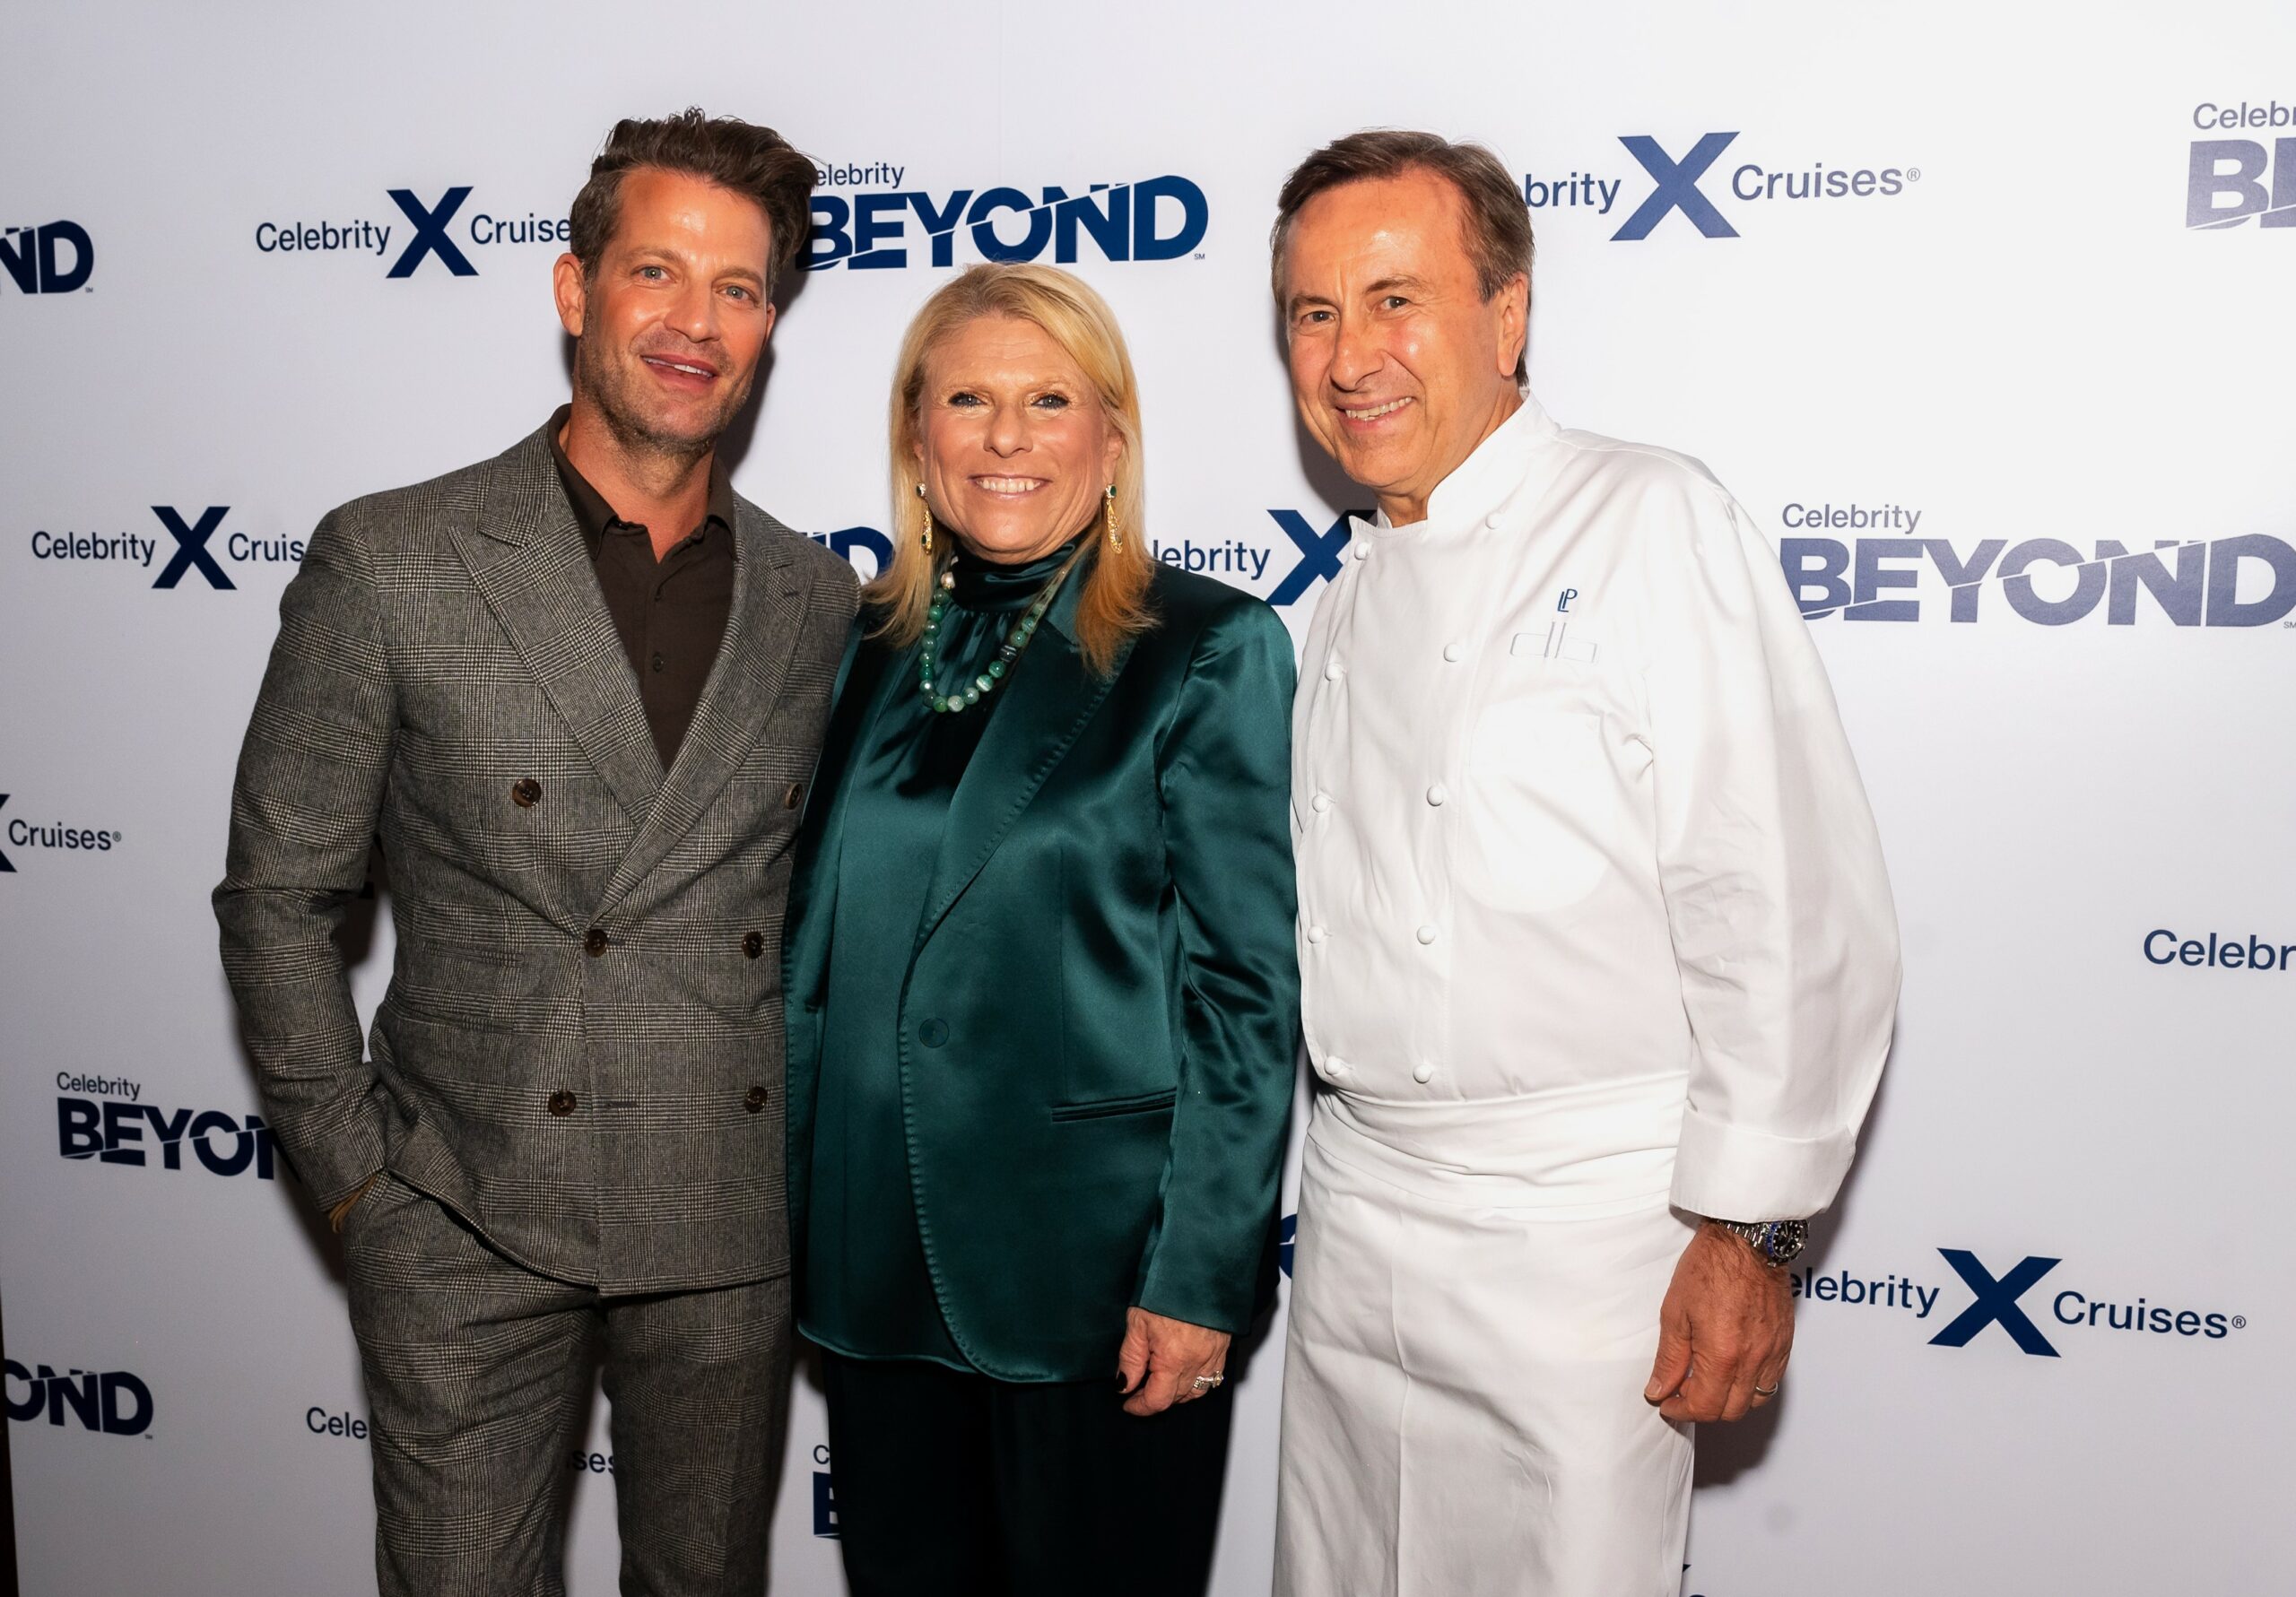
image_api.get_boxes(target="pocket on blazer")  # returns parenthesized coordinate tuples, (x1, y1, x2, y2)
(1048, 1087, 1178, 1123)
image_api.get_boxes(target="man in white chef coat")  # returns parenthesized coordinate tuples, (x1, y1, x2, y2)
(1269, 130, 1900, 1597)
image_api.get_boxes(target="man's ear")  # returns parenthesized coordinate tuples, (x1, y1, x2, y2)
(552, 253, 587, 339)
(1493, 271, 1529, 380)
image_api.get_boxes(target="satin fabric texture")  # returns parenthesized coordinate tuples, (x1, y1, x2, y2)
(783, 560, 1301, 1382)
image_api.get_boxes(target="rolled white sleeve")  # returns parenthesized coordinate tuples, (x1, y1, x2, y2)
(1643, 485, 1900, 1221)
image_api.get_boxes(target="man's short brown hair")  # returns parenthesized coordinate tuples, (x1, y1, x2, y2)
(569, 108, 816, 293)
(1271, 130, 1535, 382)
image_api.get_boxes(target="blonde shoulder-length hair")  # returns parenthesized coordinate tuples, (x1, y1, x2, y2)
(865, 263, 1155, 677)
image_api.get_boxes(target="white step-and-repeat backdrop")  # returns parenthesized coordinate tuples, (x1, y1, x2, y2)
(4, 2, 2290, 1592)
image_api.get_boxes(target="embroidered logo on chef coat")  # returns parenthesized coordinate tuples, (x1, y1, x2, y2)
(1556, 586, 1579, 613)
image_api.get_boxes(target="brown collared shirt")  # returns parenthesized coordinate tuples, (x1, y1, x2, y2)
(548, 406, 737, 773)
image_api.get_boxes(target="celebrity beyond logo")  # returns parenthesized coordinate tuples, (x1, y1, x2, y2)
(24, 505, 304, 590)
(1, 220, 94, 293)
(2186, 100, 2295, 229)
(5, 1361, 152, 1436)
(57, 1074, 284, 1181)
(1779, 504, 2296, 626)
(804, 165, 1209, 270)
(1522, 132, 1919, 239)
(1796, 1248, 2246, 1358)
(255, 186, 569, 277)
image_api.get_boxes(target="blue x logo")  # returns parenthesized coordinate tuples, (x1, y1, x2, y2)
(1265, 509, 1357, 606)
(1927, 1249, 2062, 1357)
(152, 506, 235, 591)
(1612, 134, 1741, 241)
(386, 187, 477, 278)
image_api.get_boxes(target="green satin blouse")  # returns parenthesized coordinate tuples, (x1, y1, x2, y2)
(799, 540, 1082, 1368)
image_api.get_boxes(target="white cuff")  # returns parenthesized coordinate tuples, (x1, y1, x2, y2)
(1669, 1105, 1856, 1221)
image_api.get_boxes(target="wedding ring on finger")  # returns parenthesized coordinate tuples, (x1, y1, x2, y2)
(1752, 1381, 1780, 1398)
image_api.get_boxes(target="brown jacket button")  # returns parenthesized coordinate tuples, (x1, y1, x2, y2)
(782, 780, 804, 810)
(511, 778, 542, 808)
(548, 1089, 577, 1116)
(744, 1086, 769, 1113)
(583, 927, 608, 957)
(743, 930, 765, 959)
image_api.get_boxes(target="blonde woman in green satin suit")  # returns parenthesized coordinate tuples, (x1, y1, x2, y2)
(782, 263, 1299, 1596)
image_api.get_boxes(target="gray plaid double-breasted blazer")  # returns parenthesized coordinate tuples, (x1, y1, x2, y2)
(216, 421, 857, 1293)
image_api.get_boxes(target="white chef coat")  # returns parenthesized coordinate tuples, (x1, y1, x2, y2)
(1274, 395, 1899, 1597)
(1289, 394, 1898, 1222)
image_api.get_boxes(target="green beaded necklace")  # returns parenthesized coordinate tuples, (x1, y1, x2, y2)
(916, 552, 1078, 715)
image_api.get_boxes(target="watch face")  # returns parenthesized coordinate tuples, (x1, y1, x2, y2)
(1766, 1220, 1810, 1263)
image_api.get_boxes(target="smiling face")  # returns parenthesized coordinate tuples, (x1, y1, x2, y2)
(911, 313, 1124, 566)
(1281, 169, 1526, 525)
(554, 167, 777, 458)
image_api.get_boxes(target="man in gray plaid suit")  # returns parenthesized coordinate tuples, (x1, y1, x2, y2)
(215, 110, 857, 1595)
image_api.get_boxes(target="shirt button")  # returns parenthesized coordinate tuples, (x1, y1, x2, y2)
(1324, 1056, 1351, 1081)
(1483, 513, 1502, 530)
(1324, 658, 1344, 681)
(1413, 1063, 1436, 1084)
(1306, 925, 1327, 945)
(510, 778, 543, 808)
(583, 927, 608, 957)
(1426, 784, 1448, 806)
(744, 1085, 770, 1113)
(742, 931, 765, 959)
(918, 1019, 950, 1048)
(547, 1089, 577, 1116)
(1311, 793, 1333, 813)
(1442, 642, 1464, 663)
(650, 651, 665, 673)
(1416, 924, 1439, 945)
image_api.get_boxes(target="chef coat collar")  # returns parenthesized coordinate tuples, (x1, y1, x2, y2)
(1362, 391, 1560, 539)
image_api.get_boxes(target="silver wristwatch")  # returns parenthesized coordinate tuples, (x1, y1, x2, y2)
(1708, 1218, 1809, 1266)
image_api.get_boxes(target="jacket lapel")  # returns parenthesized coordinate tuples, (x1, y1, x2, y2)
(783, 630, 890, 1009)
(598, 499, 810, 912)
(453, 425, 664, 829)
(916, 577, 1131, 948)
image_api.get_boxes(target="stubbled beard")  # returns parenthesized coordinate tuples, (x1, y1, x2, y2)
(573, 335, 752, 464)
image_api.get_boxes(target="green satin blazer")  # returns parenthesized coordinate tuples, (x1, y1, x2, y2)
(783, 563, 1300, 1383)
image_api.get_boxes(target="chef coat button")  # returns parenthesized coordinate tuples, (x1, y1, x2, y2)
(1352, 542, 1370, 561)
(1307, 925, 1327, 945)
(1416, 924, 1439, 945)
(1325, 1056, 1350, 1081)
(1413, 1063, 1435, 1085)
(742, 931, 765, 959)
(1483, 513, 1502, 530)
(1425, 783, 1448, 806)
(547, 1089, 577, 1117)
(1311, 792, 1332, 813)
(1324, 657, 1344, 681)
(510, 778, 542, 808)
(744, 1085, 770, 1113)
(918, 1019, 949, 1048)
(583, 927, 608, 957)
(1442, 642, 1463, 663)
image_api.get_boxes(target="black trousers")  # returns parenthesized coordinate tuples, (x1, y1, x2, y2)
(821, 1350, 1234, 1597)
